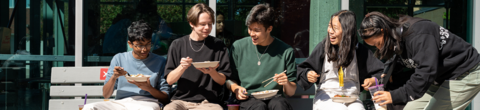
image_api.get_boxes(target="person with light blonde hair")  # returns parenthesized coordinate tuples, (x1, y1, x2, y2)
(163, 3, 232, 110)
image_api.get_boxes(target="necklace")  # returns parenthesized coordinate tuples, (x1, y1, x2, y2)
(189, 37, 205, 52)
(255, 44, 270, 65)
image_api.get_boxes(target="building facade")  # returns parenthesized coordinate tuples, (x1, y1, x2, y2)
(0, 0, 478, 109)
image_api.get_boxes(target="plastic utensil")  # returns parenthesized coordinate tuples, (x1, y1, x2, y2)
(84, 94, 87, 105)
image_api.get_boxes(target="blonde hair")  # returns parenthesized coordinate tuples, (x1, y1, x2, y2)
(187, 3, 215, 26)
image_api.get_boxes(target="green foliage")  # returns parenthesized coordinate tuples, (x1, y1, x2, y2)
(157, 5, 184, 23)
(365, 0, 407, 5)
(157, 0, 183, 3)
(98, 0, 208, 34)
(234, 7, 251, 21)
(443, 11, 450, 20)
(217, 0, 229, 4)
(217, 6, 229, 19)
(100, 4, 123, 34)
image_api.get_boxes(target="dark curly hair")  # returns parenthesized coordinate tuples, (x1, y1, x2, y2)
(245, 3, 278, 29)
(127, 19, 152, 42)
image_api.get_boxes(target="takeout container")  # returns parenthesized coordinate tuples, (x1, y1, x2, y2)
(192, 61, 220, 68)
(125, 75, 151, 82)
(251, 89, 279, 99)
(330, 90, 357, 103)
(332, 96, 357, 103)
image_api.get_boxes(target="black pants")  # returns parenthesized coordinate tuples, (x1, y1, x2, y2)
(239, 96, 292, 110)
(387, 104, 405, 110)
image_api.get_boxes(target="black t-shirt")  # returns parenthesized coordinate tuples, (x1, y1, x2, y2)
(164, 35, 231, 103)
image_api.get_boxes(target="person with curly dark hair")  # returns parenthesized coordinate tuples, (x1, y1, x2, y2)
(227, 3, 296, 110)
(83, 20, 170, 110)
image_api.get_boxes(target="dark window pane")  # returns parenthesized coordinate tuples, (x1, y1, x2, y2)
(365, 0, 408, 5)
(217, 0, 229, 4)
(234, 6, 252, 21)
(366, 7, 408, 18)
(236, 0, 267, 4)
(415, 0, 444, 6)
(157, 0, 183, 3)
(413, 7, 446, 27)
(218, 0, 310, 58)
(185, 0, 206, 3)
(217, 6, 229, 20)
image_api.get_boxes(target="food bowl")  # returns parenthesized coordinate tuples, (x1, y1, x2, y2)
(192, 61, 220, 68)
(125, 74, 151, 82)
(251, 89, 279, 99)
(332, 95, 357, 103)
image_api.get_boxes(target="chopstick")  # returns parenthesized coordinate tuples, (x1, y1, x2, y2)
(263, 70, 287, 87)
(264, 80, 275, 87)
(262, 77, 274, 83)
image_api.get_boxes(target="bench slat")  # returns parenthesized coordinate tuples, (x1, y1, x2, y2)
(49, 99, 113, 110)
(51, 67, 108, 83)
(294, 84, 316, 95)
(287, 98, 313, 110)
(50, 86, 116, 97)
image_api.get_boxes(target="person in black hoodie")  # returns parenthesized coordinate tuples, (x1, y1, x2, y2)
(296, 10, 384, 110)
(358, 11, 480, 110)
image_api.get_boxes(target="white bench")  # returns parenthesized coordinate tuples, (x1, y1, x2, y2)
(49, 67, 115, 110)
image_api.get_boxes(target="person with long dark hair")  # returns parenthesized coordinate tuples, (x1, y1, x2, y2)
(359, 11, 480, 110)
(297, 10, 384, 110)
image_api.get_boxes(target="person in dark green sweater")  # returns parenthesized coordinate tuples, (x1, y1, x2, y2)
(227, 3, 296, 110)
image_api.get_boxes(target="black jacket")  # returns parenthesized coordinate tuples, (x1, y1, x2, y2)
(388, 18, 480, 104)
(296, 38, 384, 90)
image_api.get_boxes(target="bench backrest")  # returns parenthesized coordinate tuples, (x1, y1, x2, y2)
(287, 84, 316, 110)
(48, 66, 317, 110)
(49, 67, 115, 110)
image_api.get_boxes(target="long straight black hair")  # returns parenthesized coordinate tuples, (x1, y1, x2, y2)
(325, 10, 358, 68)
(358, 11, 402, 60)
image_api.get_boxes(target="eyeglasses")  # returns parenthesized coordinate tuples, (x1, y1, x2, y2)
(133, 44, 153, 50)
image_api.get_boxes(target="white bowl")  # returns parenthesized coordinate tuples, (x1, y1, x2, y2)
(125, 75, 151, 82)
(332, 96, 357, 103)
(251, 89, 279, 99)
(192, 61, 220, 68)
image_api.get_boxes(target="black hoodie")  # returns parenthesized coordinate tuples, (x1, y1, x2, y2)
(389, 18, 480, 104)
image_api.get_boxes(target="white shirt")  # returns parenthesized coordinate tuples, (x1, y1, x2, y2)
(314, 51, 361, 104)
